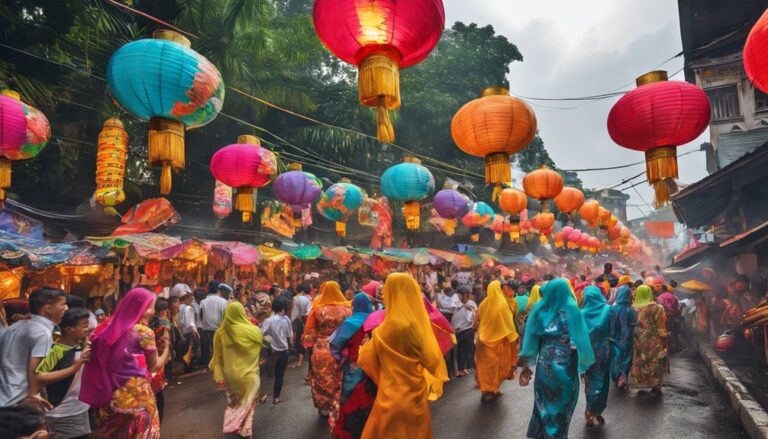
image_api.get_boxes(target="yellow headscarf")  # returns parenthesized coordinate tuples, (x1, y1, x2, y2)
(633, 284, 656, 309)
(618, 275, 632, 287)
(478, 281, 519, 344)
(524, 284, 542, 314)
(313, 281, 349, 307)
(369, 273, 447, 400)
(209, 302, 262, 404)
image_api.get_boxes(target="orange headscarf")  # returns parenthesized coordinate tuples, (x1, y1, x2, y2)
(313, 281, 349, 307)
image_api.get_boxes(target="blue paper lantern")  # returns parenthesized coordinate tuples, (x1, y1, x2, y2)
(380, 158, 435, 230)
(317, 180, 364, 237)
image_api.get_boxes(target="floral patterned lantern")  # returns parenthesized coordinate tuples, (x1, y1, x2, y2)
(607, 70, 710, 206)
(107, 30, 225, 194)
(433, 189, 471, 236)
(452, 88, 536, 194)
(313, 0, 445, 142)
(274, 163, 323, 228)
(210, 135, 277, 223)
(212, 180, 232, 219)
(381, 157, 435, 230)
(93, 117, 128, 214)
(317, 179, 364, 237)
(461, 201, 494, 242)
(0, 90, 50, 201)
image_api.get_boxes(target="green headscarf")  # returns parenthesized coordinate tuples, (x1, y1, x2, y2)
(581, 286, 610, 336)
(633, 285, 655, 309)
(521, 278, 596, 374)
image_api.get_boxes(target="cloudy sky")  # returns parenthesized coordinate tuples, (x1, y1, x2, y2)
(443, 0, 710, 220)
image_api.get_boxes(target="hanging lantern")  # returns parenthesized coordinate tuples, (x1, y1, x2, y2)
(433, 189, 471, 236)
(523, 165, 563, 212)
(620, 226, 631, 245)
(93, 117, 128, 214)
(607, 70, 710, 206)
(274, 163, 323, 229)
(607, 225, 621, 240)
(107, 30, 225, 195)
(579, 200, 601, 228)
(603, 215, 618, 229)
(490, 214, 507, 241)
(452, 88, 536, 195)
(745, 9, 768, 93)
(381, 157, 435, 230)
(498, 187, 527, 242)
(568, 229, 583, 250)
(579, 233, 591, 251)
(588, 236, 601, 254)
(317, 179, 364, 237)
(597, 207, 611, 228)
(461, 201, 494, 242)
(553, 186, 584, 223)
(212, 180, 233, 218)
(210, 135, 277, 223)
(553, 231, 565, 248)
(0, 90, 51, 201)
(313, 0, 445, 142)
(531, 211, 555, 244)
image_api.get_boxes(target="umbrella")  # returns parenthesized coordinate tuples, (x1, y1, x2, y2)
(679, 279, 714, 293)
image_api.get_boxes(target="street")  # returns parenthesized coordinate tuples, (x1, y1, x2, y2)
(160, 347, 746, 438)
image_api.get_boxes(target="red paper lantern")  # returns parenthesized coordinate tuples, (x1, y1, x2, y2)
(313, 0, 445, 142)
(745, 9, 768, 93)
(607, 70, 710, 206)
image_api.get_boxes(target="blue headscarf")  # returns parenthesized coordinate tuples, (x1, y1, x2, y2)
(581, 286, 610, 335)
(329, 293, 374, 361)
(614, 285, 632, 307)
(520, 278, 596, 374)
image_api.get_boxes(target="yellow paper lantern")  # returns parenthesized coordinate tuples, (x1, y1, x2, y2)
(94, 118, 128, 214)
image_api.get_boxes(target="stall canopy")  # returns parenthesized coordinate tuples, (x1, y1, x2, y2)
(0, 230, 111, 270)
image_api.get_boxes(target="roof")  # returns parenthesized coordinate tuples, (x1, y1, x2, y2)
(672, 143, 768, 228)
(719, 220, 768, 251)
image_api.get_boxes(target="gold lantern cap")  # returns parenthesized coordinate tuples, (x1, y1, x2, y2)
(481, 87, 509, 97)
(0, 90, 20, 100)
(152, 29, 191, 47)
(104, 117, 124, 129)
(403, 156, 421, 164)
(237, 134, 260, 145)
(339, 177, 352, 184)
(288, 162, 302, 171)
(636, 70, 668, 86)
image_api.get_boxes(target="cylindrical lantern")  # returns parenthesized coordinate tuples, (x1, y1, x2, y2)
(523, 165, 563, 212)
(210, 135, 277, 223)
(107, 30, 225, 194)
(94, 117, 128, 213)
(0, 90, 51, 201)
(461, 201, 494, 242)
(607, 70, 710, 206)
(433, 189, 471, 236)
(317, 179, 364, 237)
(274, 163, 323, 228)
(212, 180, 233, 218)
(381, 157, 435, 230)
(452, 88, 537, 193)
(313, 0, 445, 142)
(579, 200, 601, 228)
(498, 187, 528, 242)
(554, 186, 584, 222)
(745, 9, 768, 94)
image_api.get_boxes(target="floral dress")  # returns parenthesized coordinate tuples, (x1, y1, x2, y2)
(528, 311, 579, 439)
(304, 304, 352, 412)
(97, 324, 160, 439)
(629, 304, 668, 389)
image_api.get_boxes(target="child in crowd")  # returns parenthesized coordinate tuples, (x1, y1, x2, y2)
(0, 404, 49, 439)
(261, 300, 293, 405)
(34, 307, 92, 439)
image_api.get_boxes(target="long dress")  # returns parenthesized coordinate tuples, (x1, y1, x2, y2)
(582, 286, 612, 418)
(475, 281, 519, 396)
(629, 303, 667, 389)
(608, 290, 637, 386)
(304, 304, 352, 412)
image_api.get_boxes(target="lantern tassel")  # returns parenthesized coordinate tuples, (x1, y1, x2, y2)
(485, 153, 511, 185)
(359, 53, 400, 143)
(404, 201, 420, 230)
(471, 233, 480, 242)
(336, 222, 347, 237)
(491, 184, 503, 201)
(235, 187, 255, 223)
(159, 163, 172, 195)
(149, 118, 185, 195)
(0, 158, 10, 201)
(645, 146, 678, 207)
(444, 219, 456, 236)
(376, 105, 395, 143)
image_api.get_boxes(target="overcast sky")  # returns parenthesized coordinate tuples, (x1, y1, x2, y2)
(443, 0, 710, 220)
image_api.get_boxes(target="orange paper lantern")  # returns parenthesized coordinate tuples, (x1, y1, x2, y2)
(498, 187, 528, 215)
(579, 200, 601, 227)
(531, 211, 555, 244)
(523, 165, 563, 211)
(554, 186, 584, 215)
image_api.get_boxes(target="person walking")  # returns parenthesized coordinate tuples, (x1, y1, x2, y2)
(581, 286, 613, 427)
(200, 282, 229, 366)
(609, 285, 637, 389)
(519, 278, 595, 439)
(475, 281, 518, 403)
(629, 285, 668, 394)
(451, 286, 477, 378)
(261, 300, 293, 405)
(209, 302, 263, 439)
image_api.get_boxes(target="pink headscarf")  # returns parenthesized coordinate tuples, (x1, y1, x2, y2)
(80, 288, 156, 408)
(361, 281, 380, 298)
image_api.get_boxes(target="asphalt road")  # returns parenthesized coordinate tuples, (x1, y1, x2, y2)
(161, 347, 746, 439)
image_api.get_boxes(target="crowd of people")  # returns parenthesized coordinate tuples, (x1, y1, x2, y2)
(0, 259, 747, 439)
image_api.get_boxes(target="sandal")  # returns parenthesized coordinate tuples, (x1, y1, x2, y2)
(585, 411, 597, 427)
(258, 393, 268, 404)
(597, 415, 605, 425)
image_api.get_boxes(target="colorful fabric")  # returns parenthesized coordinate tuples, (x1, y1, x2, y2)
(304, 301, 351, 411)
(581, 287, 612, 415)
(609, 286, 637, 385)
(223, 391, 256, 438)
(81, 288, 156, 409)
(358, 273, 447, 439)
(477, 281, 518, 344)
(633, 285, 655, 309)
(95, 376, 159, 439)
(422, 297, 457, 354)
(582, 286, 610, 336)
(314, 281, 350, 307)
(629, 303, 668, 388)
(333, 375, 377, 439)
(330, 293, 374, 362)
(523, 285, 541, 314)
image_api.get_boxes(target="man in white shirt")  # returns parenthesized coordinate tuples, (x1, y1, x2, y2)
(290, 283, 312, 368)
(261, 300, 293, 404)
(173, 284, 198, 372)
(0, 288, 67, 407)
(451, 286, 477, 377)
(436, 281, 461, 377)
(200, 282, 229, 365)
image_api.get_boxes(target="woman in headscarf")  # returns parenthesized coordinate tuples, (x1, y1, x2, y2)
(581, 286, 613, 427)
(609, 284, 637, 389)
(519, 278, 595, 439)
(629, 285, 668, 394)
(475, 281, 519, 403)
(329, 293, 375, 439)
(303, 281, 352, 416)
(80, 288, 169, 439)
(358, 273, 447, 439)
(209, 302, 263, 438)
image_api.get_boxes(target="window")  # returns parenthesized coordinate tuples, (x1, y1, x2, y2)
(755, 87, 768, 112)
(705, 85, 741, 121)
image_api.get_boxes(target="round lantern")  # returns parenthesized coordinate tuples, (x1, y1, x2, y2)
(579, 200, 601, 228)
(452, 88, 537, 192)
(561, 226, 575, 242)
(523, 165, 563, 212)
(531, 211, 555, 244)
(0, 90, 51, 201)
(381, 157, 435, 230)
(554, 186, 584, 223)
(620, 226, 631, 244)
(607, 225, 621, 240)
(587, 236, 601, 254)
(317, 179, 364, 237)
(490, 214, 507, 241)
(498, 187, 528, 242)
(313, 0, 445, 143)
(745, 9, 768, 94)
(274, 163, 323, 228)
(607, 70, 710, 206)
(212, 180, 232, 219)
(107, 30, 225, 195)
(568, 229, 583, 250)
(93, 117, 128, 213)
(433, 189, 472, 236)
(210, 135, 277, 223)
(553, 231, 565, 248)
(462, 201, 494, 242)
(579, 233, 591, 251)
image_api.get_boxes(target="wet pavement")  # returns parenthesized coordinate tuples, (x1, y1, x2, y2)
(161, 347, 746, 438)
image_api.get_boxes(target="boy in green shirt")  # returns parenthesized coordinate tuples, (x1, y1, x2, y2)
(35, 307, 92, 439)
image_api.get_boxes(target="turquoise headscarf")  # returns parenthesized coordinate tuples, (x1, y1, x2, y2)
(581, 286, 610, 336)
(615, 285, 632, 307)
(521, 278, 596, 374)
